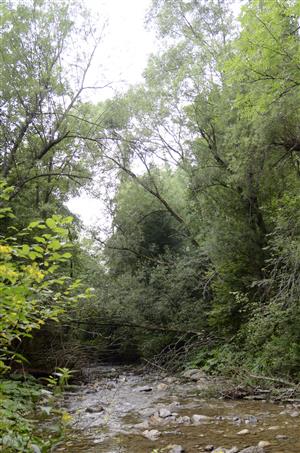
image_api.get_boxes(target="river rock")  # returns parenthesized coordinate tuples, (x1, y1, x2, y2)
(182, 368, 207, 381)
(142, 429, 161, 441)
(245, 415, 258, 424)
(204, 446, 214, 452)
(149, 414, 169, 426)
(289, 410, 299, 417)
(276, 434, 288, 440)
(168, 445, 185, 453)
(139, 407, 156, 417)
(136, 385, 153, 392)
(237, 428, 250, 435)
(176, 415, 191, 425)
(157, 383, 168, 391)
(258, 441, 271, 447)
(166, 377, 177, 384)
(159, 407, 172, 418)
(85, 405, 104, 413)
(191, 414, 210, 424)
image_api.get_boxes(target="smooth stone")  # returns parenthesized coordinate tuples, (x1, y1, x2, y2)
(182, 368, 199, 378)
(176, 415, 191, 425)
(149, 414, 168, 426)
(159, 408, 172, 418)
(182, 369, 207, 381)
(166, 377, 177, 384)
(139, 407, 156, 417)
(168, 445, 185, 453)
(268, 425, 279, 430)
(157, 383, 168, 391)
(192, 414, 210, 424)
(276, 434, 288, 440)
(289, 410, 299, 417)
(204, 446, 214, 452)
(137, 385, 153, 392)
(142, 429, 161, 441)
(237, 428, 250, 435)
(245, 415, 258, 424)
(85, 405, 104, 413)
(258, 441, 271, 447)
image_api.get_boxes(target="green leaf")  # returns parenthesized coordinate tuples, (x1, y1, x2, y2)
(45, 218, 56, 230)
(48, 240, 61, 251)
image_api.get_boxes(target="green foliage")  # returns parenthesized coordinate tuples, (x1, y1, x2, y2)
(84, 0, 300, 382)
(46, 367, 76, 393)
(0, 378, 64, 452)
(0, 184, 87, 373)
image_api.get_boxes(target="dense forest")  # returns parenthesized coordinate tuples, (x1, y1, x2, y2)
(1, 0, 300, 450)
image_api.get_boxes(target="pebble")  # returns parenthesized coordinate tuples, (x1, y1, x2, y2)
(159, 408, 172, 418)
(237, 428, 250, 435)
(245, 415, 258, 424)
(157, 383, 168, 391)
(168, 445, 185, 453)
(258, 440, 271, 447)
(142, 429, 161, 441)
(166, 377, 177, 384)
(175, 415, 191, 425)
(267, 425, 279, 430)
(276, 434, 288, 440)
(191, 414, 210, 424)
(149, 414, 168, 426)
(85, 405, 104, 413)
(204, 446, 214, 452)
(139, 407, 156, 417)
(137, 385, 153, 392)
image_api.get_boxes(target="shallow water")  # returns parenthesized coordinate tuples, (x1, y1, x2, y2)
(47, 366, 300, 452)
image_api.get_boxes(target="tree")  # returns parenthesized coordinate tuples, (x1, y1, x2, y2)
(0, 0, 104, 222)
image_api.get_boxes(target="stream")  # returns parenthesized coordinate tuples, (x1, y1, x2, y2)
(43, 366, 300, 452)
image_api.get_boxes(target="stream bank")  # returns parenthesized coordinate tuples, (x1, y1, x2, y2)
(44, 366, 300, 452)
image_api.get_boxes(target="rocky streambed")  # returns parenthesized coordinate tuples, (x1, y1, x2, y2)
(47, 366, 299, 452)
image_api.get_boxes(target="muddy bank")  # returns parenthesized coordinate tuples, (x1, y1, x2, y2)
(45, 366, 300, 452)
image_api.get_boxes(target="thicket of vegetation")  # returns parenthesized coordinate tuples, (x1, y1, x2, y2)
(1, 0, 300, 450)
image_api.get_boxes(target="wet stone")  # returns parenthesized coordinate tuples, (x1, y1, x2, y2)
(276, 434, 289, 440)
(245, 415, 258, 424)
(142, 429, 161, 441)
(168, 445, 185, 453)
(157, 383, 168, 391)
(258, 441, 271, 447)
(237, 428, 250, 435)
(191, 414, 211, 424)
(159, 408, 172, 418)
(85, 405, 104, 413)
(139, 407, 156, 417)
(136, 385, 153, 392)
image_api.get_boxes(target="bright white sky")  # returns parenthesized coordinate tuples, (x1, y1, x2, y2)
(67, 0, 157, 226)
(67, 0, 241, 227)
